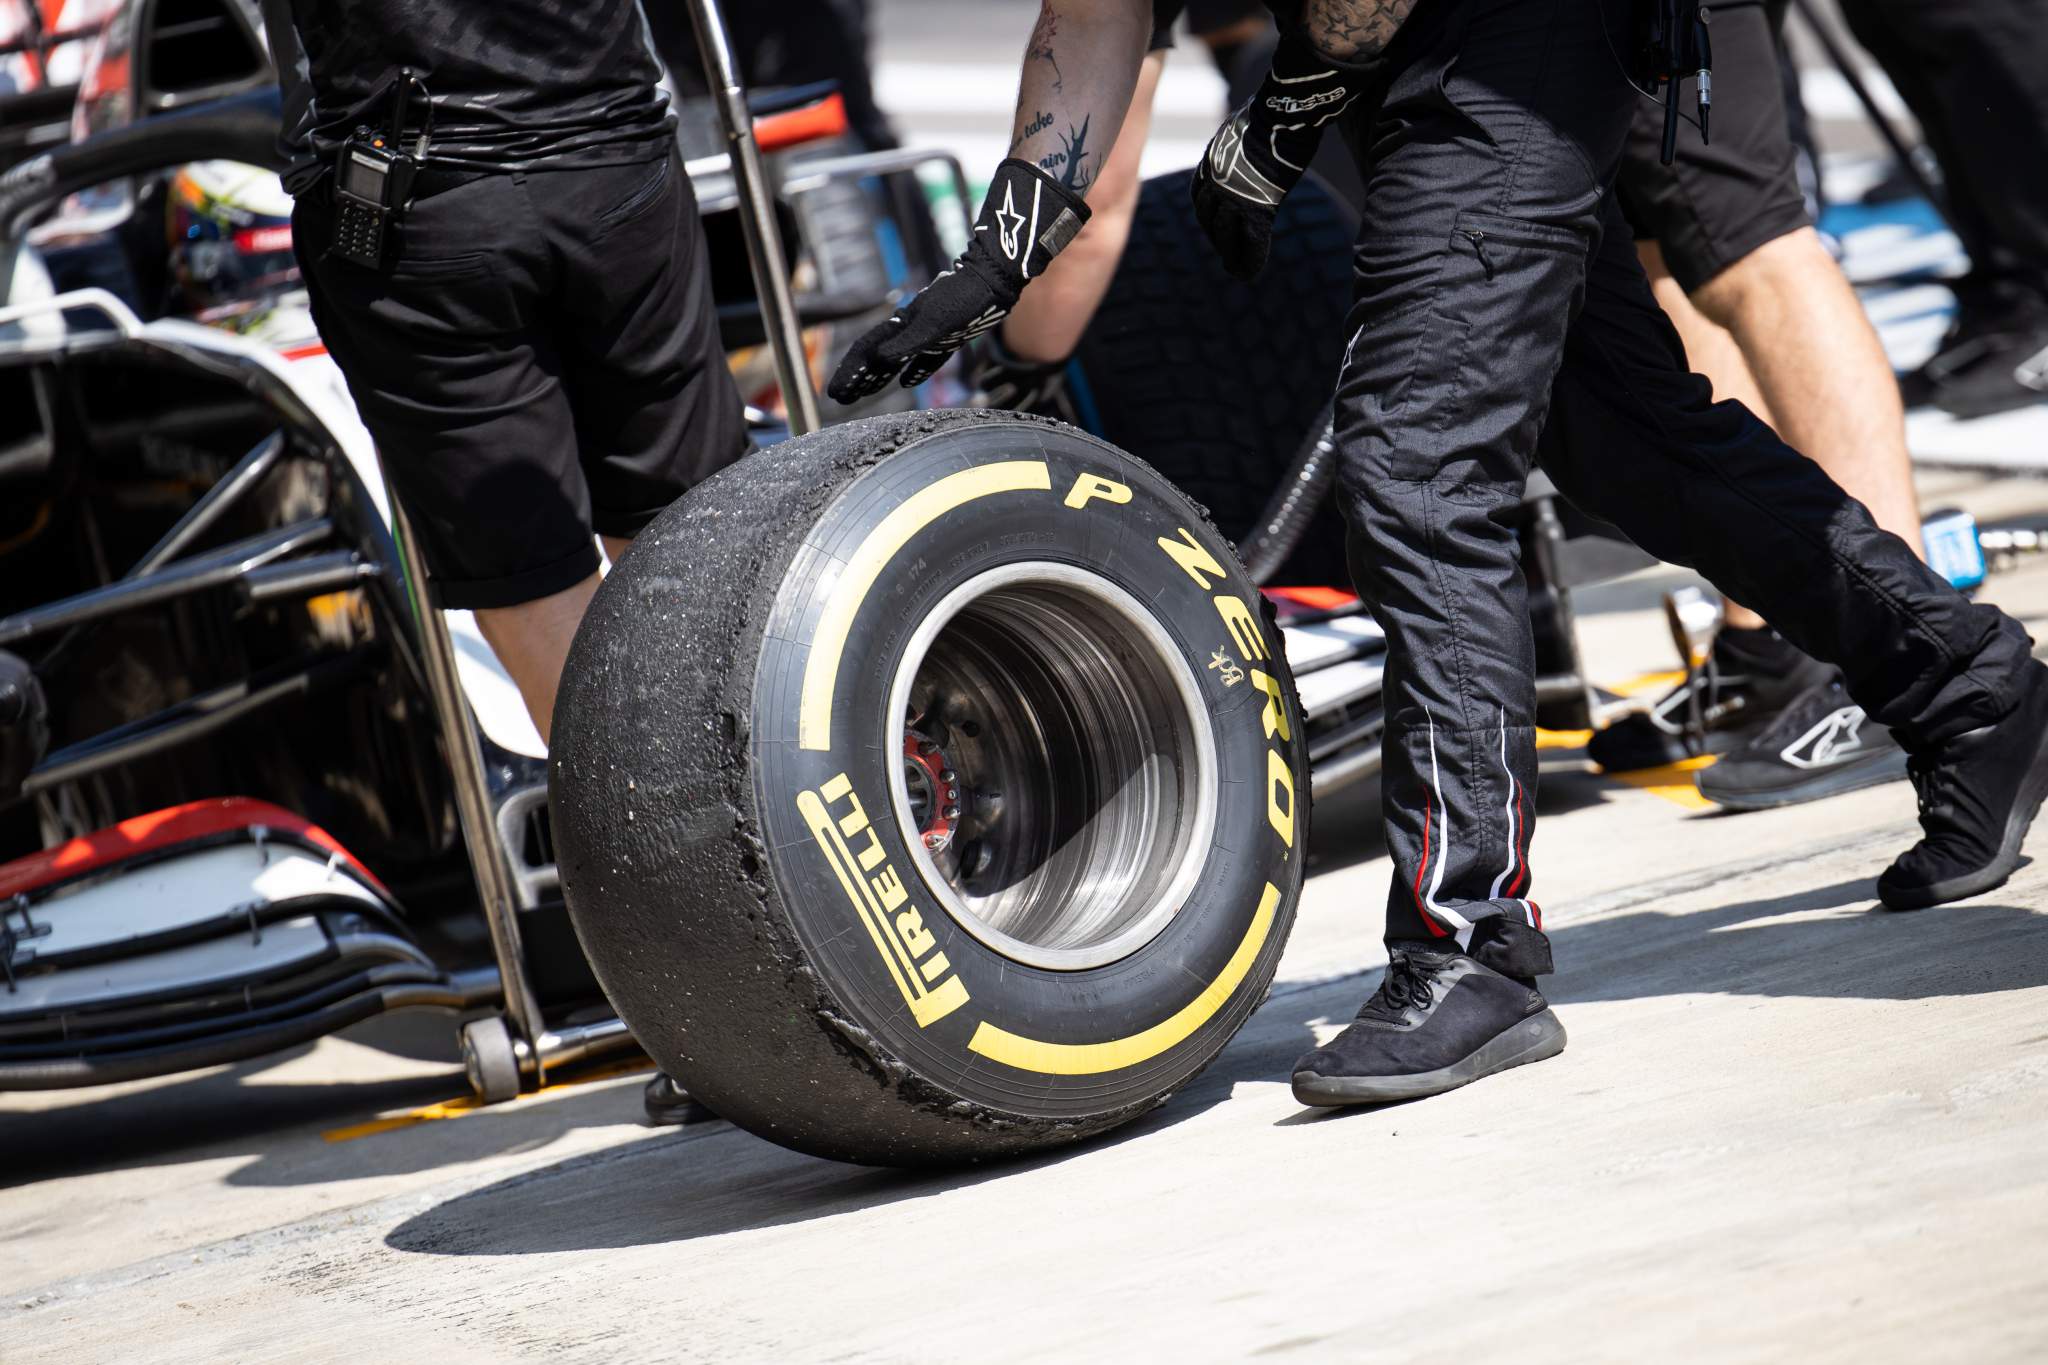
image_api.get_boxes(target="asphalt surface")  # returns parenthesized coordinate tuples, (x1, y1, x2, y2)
(7, 461, 2048, 1361)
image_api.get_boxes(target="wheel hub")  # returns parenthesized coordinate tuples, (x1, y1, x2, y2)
(903, 729, 964, 854)
(886, 561, 1218, 972)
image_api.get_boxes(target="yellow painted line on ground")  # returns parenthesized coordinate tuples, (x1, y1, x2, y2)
(322, 1056, 653, 1143)
(1609, 669, 1686, 698)
(1606, 754, 1718, 810)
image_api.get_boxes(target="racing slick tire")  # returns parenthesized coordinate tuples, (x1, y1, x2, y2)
(551, 410, 1307, 1166)
(1073, 169, 1357, 587)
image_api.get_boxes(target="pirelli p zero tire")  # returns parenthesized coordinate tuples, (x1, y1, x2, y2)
(551, 410, 1307, 1166)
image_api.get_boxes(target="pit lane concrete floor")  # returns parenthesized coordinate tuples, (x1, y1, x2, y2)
(7, 470, 2048, 1364)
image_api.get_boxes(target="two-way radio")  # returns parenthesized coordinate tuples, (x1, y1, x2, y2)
(331, 68, 430, 268)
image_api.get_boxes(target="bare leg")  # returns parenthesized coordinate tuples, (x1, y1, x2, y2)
(1641, 229, 1923, 631)
(474, 571, 603, 746)
(999, 50, 1164, 363)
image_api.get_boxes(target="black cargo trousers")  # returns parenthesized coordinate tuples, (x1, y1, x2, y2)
(1331, 0, 2035, 968)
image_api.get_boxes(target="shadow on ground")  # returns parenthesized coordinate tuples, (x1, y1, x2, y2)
(0, 1015, 641, 1191)
(0, 1035, 463, 1188)
(384, 867, 2048, 1259)
(379, 980, 1348, 1259)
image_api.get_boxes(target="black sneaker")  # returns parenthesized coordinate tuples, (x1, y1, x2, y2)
(1697, 672, 1909, 811)
(1910, 318, 2048, 420)
(1879, 664, 2048, 911)
(1291, 945, 1566, 1107)
(1588, 627, 1832, 773)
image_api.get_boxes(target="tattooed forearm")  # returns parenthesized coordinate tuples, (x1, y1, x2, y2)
(1305, 0, 1421, 60)
(1026, 6, 1064, 92)
(1006, 0, 1149, 200)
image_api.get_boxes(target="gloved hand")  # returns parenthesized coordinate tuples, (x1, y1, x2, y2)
(829, 159, 1089, 403)
(1191, 30, 1372, 281)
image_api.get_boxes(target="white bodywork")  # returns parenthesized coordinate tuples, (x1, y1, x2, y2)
(1, 841, 385, 1015)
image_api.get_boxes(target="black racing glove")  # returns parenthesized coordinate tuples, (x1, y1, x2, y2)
(1191, 30, 1376, 281)
(829, 158, 1089, 403)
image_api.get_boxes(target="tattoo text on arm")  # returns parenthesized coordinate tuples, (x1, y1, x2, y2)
(1306, 0, 1421, 60)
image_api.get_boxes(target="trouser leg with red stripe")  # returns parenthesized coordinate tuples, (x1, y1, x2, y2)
(1328, 0, 1624, 979)
(1332, 0, 2033, 980)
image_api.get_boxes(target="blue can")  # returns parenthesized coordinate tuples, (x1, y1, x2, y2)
(1922, 508, 1988, 592)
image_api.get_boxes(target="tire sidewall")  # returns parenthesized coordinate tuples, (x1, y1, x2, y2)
(749, 422, 1305, 1119)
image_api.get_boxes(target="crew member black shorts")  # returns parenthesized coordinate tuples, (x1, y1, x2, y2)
(1615, 0, 1812, 294)
(293, 151, 748, 610)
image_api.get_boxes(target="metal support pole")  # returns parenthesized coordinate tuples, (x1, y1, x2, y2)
(1787, 0, 1950, 226)
(386, 490, 549, 1081)
(685, 0, 823, 436)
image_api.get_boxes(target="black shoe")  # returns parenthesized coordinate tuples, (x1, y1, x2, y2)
(1589, 627, 1831, 773)
(1907, 317, 2048, 420)
(643, 1072, 719, 1127)
(1291, 945, 1566, 1107)
(1697, 671, 1909, 811)
(1879, 665, 2048, 911)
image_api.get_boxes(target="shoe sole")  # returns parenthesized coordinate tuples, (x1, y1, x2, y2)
(1881, 708, 2048, 911)
(1697, 750, 1909, 812)
(1290, 1009, 1567, 1108)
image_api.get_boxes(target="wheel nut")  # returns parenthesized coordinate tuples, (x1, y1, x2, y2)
(940, 769, 955, 782)
(943, 805, 959, 820)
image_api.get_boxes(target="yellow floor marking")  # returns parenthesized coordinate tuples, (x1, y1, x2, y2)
(322, 1056, 653, 1143)
(1606, 754, 1718, 810)
(1609, 669, 1686, 698)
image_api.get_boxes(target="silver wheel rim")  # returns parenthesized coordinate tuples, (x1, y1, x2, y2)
(886, 561, 1219, 972)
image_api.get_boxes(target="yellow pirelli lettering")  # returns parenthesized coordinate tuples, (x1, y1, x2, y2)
(798, 784, 970, 1027)
(1064, 473, 1132, 509)
(1158, 526, 1226, 589)
(1267, 749, 1297, 848)
(1216, 594, 1267, 663)
(966, 883, 1281, 1075)
(799, 461, 1053, 751)
(1249, 669, 1291, 742)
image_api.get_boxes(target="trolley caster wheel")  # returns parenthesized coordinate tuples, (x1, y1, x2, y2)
(461, 1015, 522, 1104)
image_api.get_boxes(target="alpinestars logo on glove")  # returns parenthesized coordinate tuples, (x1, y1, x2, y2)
(1206, 119, 1284, 207)
(995, 182, 1027, 261)
(1264, 87, 1347, 115)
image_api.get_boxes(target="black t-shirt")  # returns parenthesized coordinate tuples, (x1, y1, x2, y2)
(260, 0, 674, 191)
(1152, 0, 1188, 46)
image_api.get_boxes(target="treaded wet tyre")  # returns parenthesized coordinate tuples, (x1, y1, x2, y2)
(551, 410, 1306, 1166)
(1074, 170, 1357, 586)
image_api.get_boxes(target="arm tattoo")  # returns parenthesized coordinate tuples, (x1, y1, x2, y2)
(1055, 116, 1096, 192)
(1027, 6, 1064, 92)
(1305, 0, 1421, 60)
(1032, 115, 1099, 192)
